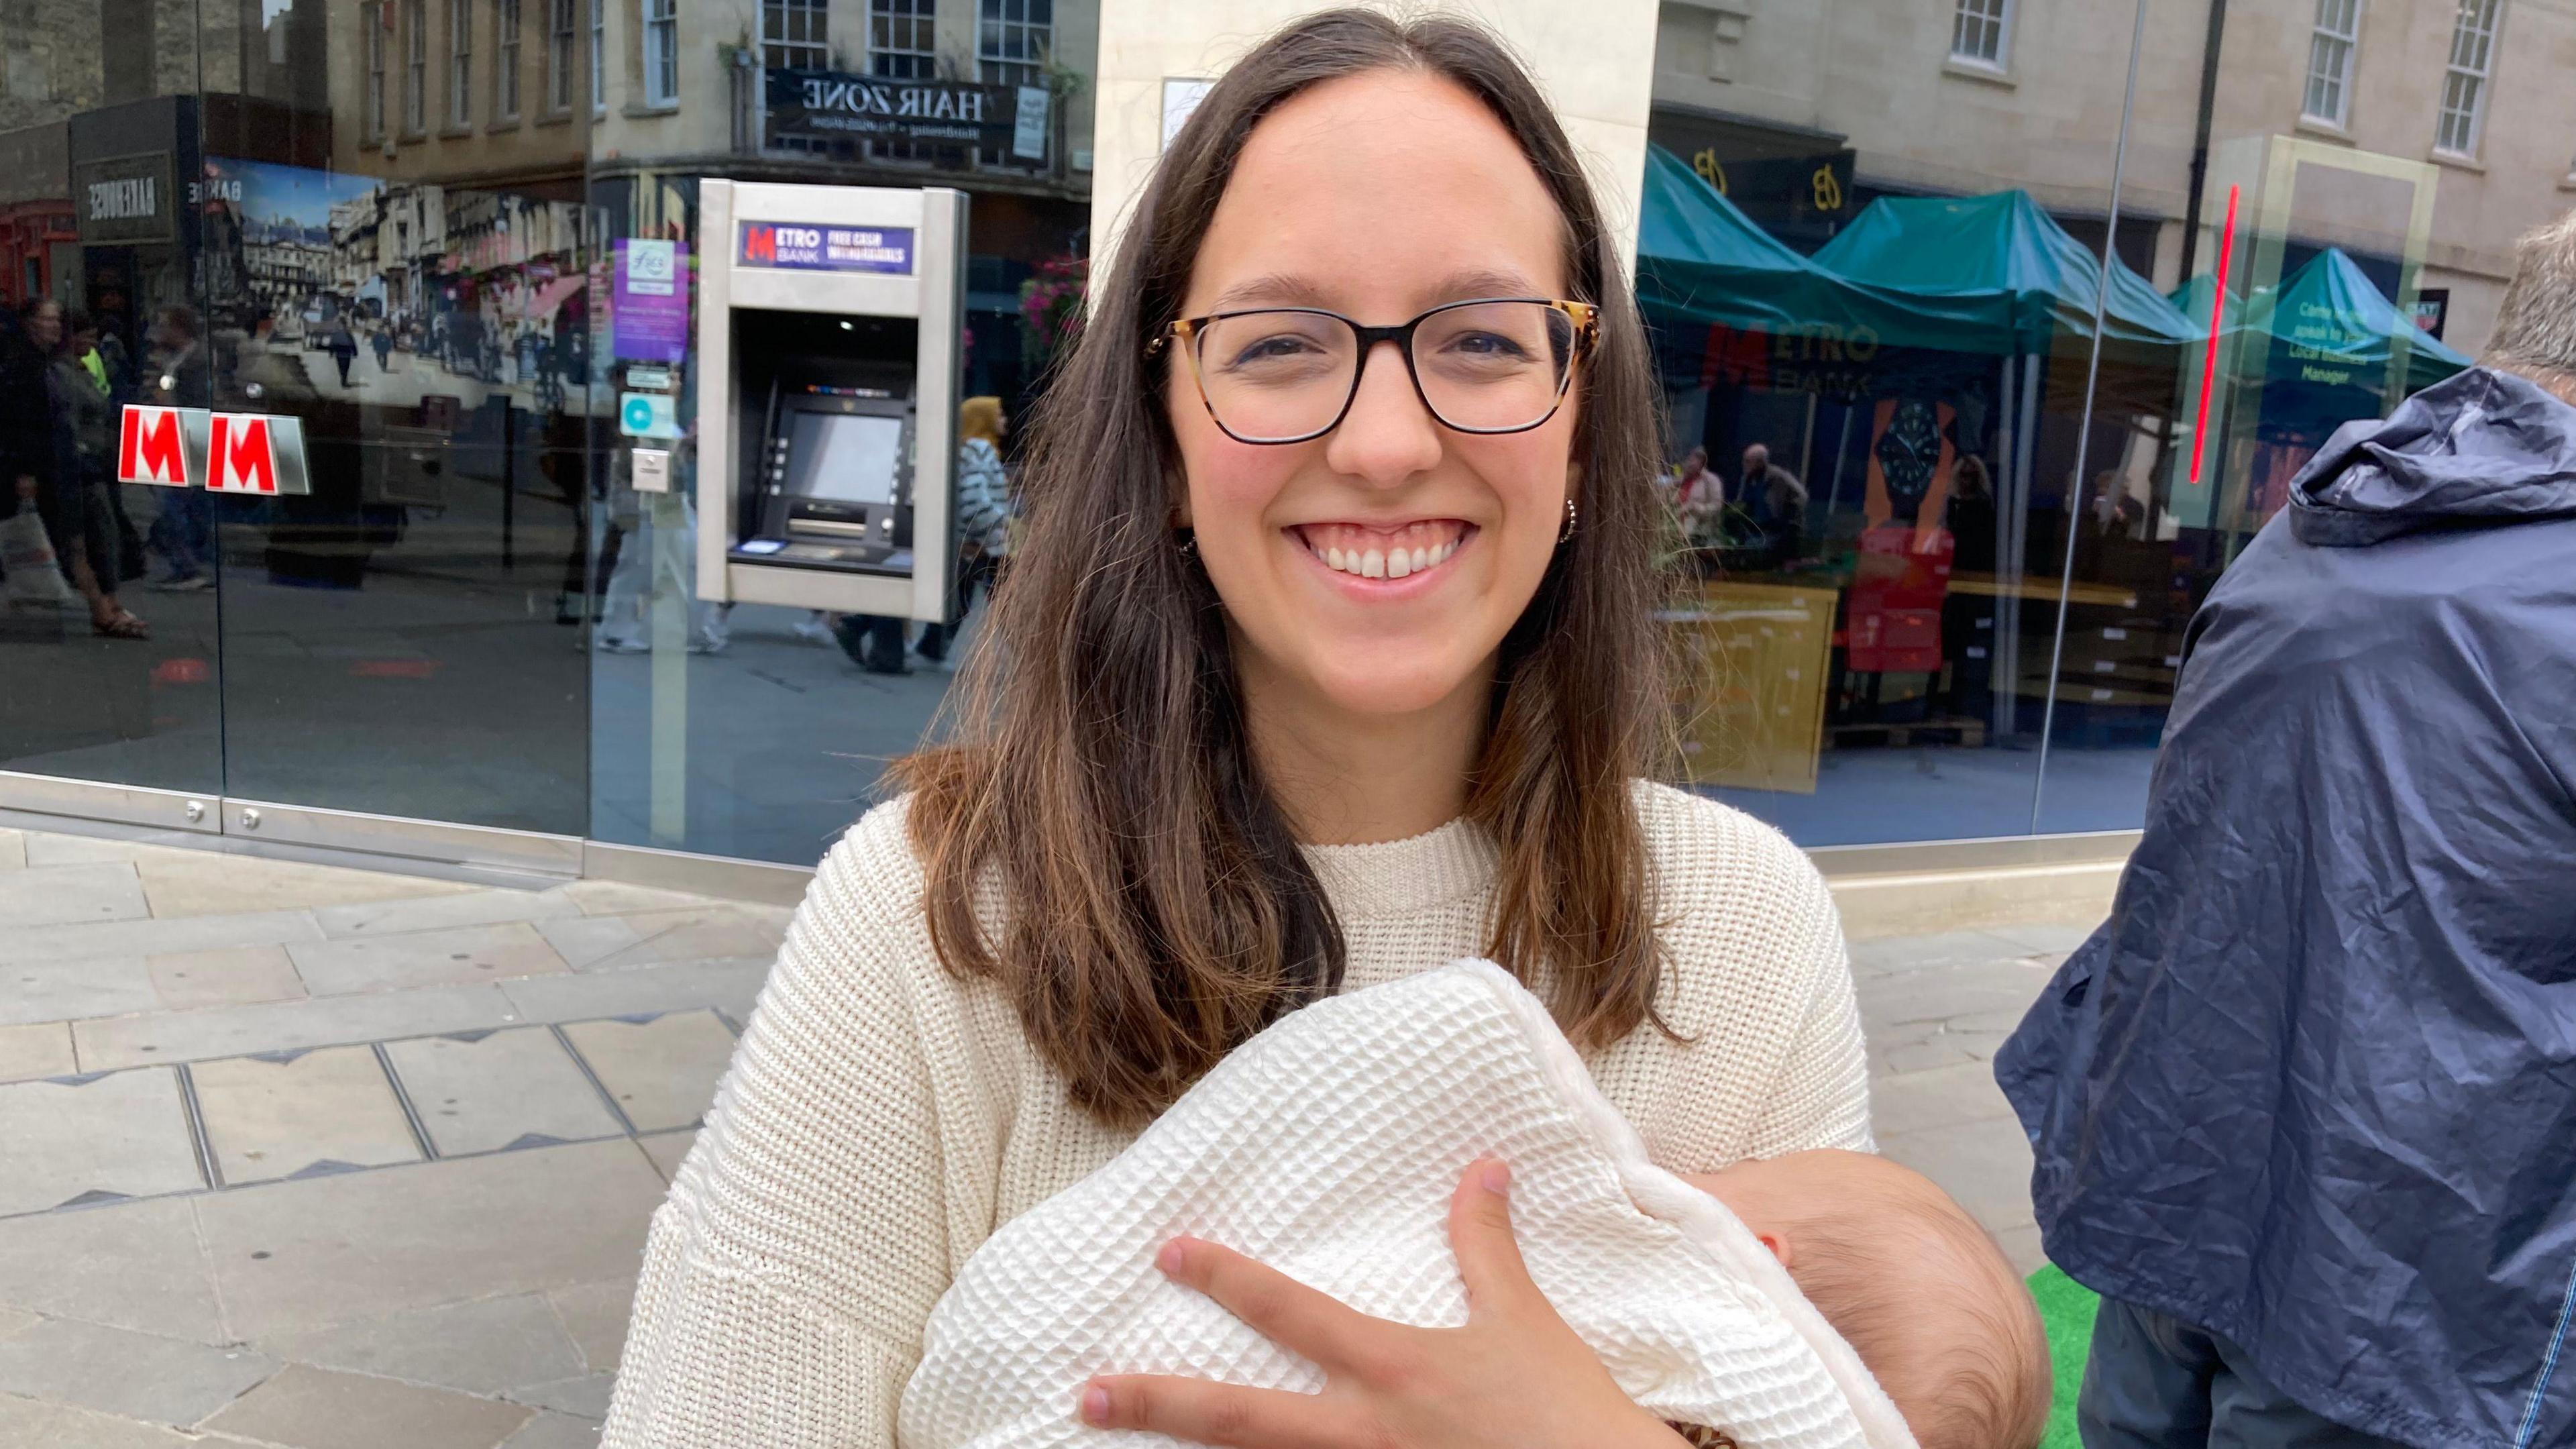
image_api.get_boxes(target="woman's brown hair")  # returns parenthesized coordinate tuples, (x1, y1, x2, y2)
(898, 7, 1671, 1127)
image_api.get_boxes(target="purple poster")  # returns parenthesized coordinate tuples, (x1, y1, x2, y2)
(612, 239, 690, 364)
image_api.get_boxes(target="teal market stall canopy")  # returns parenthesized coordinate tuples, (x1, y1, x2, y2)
(1809, 189, 2198, 356)
(2169, 246, 2472, 396)
(1635, 145, 2198, 401)
(1634, 144, 1960, 356)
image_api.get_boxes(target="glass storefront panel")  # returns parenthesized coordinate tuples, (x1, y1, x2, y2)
(3, 63, 227, 798)
(203, 144, 594, 833)
(6, 0, 2563, 862)
(1642, 5, 2159, 845)
(580, 3, 1095, 866)
(2039, 0, 2546, 835)
(1642, 0, 2563, 849)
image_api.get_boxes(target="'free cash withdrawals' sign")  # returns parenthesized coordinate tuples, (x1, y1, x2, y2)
(737, 222, 914, 276)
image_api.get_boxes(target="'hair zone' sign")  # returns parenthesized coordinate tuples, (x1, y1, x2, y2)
(118, 407, 313, 495)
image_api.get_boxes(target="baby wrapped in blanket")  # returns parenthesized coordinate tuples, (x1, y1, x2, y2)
(898, 961, 2045, 1449)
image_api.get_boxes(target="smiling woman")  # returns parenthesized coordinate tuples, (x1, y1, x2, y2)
(603, 11, 1873, 1449)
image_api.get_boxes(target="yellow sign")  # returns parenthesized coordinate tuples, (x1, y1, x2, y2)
(1692, 148, 1729, 195)
(1811, 163, 1843, 213)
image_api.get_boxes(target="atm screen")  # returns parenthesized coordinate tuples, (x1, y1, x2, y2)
(786, 411, 902, 506)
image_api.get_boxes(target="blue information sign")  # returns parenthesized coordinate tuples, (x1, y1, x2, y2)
(737, 221, 915, 275)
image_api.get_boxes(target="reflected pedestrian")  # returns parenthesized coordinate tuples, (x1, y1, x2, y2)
(326, 313, 358, 387)
(144, 307, 215, 592)
(48, 306, 147, 636)
(910, 395, 1010, 667)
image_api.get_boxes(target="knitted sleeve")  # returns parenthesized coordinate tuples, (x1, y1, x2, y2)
(1739, 858, 1872, 1159)
(602, 804, 967, 1449)
(1627, 783, 1874, 1165)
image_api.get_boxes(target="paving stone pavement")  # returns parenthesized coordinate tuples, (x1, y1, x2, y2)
(0, 822, 2091, 1444)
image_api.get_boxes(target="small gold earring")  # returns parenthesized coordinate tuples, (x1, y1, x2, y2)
(1558, 496, 1578, 544)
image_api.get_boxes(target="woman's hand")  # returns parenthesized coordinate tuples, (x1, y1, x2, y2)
(1079, 1161, 1690, 1449)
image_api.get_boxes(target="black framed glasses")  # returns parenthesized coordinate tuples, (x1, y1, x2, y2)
(1152, 297, 1599, 445)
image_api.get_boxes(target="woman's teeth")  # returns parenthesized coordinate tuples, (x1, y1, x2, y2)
(1319, 539, 1458, 579)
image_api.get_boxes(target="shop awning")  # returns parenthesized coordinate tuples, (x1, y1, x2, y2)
(1634, 144, 1950, 350)
(2170, 247, 2472, 394)
(524, 272, 588, 319)
(1811, 190, 2198, 355)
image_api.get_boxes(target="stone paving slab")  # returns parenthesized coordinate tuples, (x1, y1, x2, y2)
(313, 888, 586, 941)
(0, 1310, 34, 1344)
(287, 922, 574, 997)
(148, 944, 310, 1012)
(0, 956, 160, 1028)
(0, 1316, 278, 1428)
(0, 830, 23, 871)
(1846, 928, 2048, 979)
(537, 908, 786, 973)
(543, 1281, 635, 1377)
(552, 879, 718, 918)
(134, 849, 480, 920)
(1858, 958, 2061, 1031)
(1868, 1059, 2020, 1140)
(201, 1363, 534, 1449)
(14, 833, 180, 867)
(506, 1373, 616, 1421)
(74, 983, 521, 1072)
(0, 862, 150, 929)
(635, 1128, 696, 1185)
(500, 959, 769, 1028)
(560, 1012, 737, 1133)
(0, 1027, 74, 1085)
(0, 1068, 203, 1216)
(382, 1028, 624, 1157)
(256, 1292, 588, 1398)
(0, 1197, 228, 1344)
(14, 908, 325, 967)
(192, 1139, 667, 1340)
(192, 1046, 424, 1186)
(0, 1391, 203, 1448)
(1879, 1114, 2041, 1247)
(502, 1410, 606, 1449)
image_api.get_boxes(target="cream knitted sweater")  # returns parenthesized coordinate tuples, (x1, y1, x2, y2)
(602, 782, 1872, 1448)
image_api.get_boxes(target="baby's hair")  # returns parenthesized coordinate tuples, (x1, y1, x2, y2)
(1785, 1171, 2050, 1449)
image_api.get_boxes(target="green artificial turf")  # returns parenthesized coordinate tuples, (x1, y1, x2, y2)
(2027, 1265, 2100, 1449)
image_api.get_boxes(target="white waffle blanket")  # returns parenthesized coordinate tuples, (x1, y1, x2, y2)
(898, 960, 1917, 1449)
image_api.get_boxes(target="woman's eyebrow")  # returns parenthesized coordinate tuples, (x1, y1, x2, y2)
(1426, 267, 1542, 303)
(1202, 268, 1546, 315)
(1208, 274, 1334, 311)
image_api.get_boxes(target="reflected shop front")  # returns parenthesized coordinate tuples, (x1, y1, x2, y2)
(0, 0, 2563, 881)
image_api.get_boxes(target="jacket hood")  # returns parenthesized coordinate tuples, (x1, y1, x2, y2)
(2288, 366, 2576, 545)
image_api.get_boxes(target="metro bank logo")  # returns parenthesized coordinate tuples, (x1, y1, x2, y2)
(117, 406, 312, 495)
(741, 222, 777, 264)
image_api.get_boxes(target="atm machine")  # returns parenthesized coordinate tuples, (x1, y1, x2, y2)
(694, 180, 967, 623)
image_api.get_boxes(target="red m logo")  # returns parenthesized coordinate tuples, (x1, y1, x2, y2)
(742, 223, 775, 264)
(118, 406, 190, 486)
(207, 413, 275, 494)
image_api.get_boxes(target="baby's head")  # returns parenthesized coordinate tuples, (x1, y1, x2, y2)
(1686, 1151, 2049, 1449)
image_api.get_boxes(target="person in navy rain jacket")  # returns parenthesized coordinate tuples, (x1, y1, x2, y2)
(1998, 213, 2576, 1449)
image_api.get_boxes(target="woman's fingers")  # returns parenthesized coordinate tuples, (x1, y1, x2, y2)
(1155, 1237, 1382, 1373)
(1080, 1375, 1361, 1449)
(1448, 1159, 1543, 1318)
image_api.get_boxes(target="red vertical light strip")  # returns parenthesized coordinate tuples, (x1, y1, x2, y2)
(2189, 184, 2240, 485)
